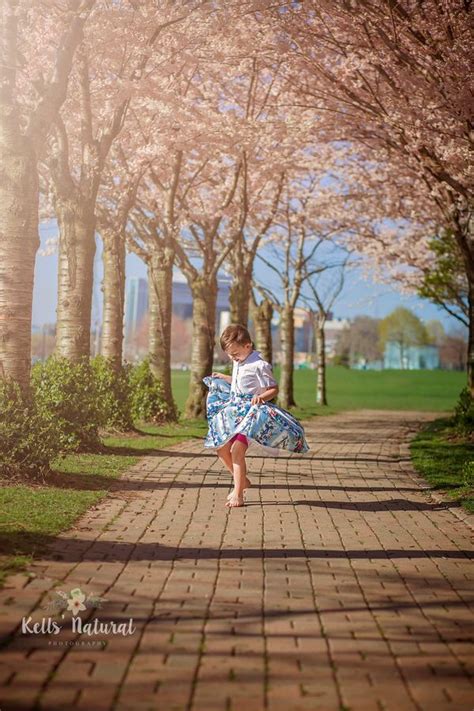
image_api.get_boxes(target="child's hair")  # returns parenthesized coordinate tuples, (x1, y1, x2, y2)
(220, 323, 254, 351)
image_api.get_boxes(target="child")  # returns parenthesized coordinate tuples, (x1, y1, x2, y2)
(203, 324, 309, 508)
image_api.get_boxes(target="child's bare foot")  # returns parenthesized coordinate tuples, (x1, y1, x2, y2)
(225, 493, 244, 508)
(227, 477, 251, 500)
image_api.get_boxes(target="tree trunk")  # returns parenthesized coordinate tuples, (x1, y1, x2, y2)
(250, 298, 273, 364)
(148, 249, 177, 420)
(315, 319, 327, 406)
(451, 208, 474, 396)
(468, 276, 474, 397)
(229, 248, 252, 325)
(229, 274, 251, 326)
(278, 305, 296, 409)
(100, 228, 125, 370)
(185, 275, 218, 419)
(54, 199, 96, 360)
(0, 128, 38, 388)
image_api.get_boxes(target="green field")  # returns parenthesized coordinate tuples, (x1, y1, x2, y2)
(172, 366, 466, 417)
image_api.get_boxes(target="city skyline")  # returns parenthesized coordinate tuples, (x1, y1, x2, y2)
(33, 223, 465, 333)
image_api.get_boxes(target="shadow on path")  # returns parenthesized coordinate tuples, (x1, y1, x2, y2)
(1, 533, 472, 562)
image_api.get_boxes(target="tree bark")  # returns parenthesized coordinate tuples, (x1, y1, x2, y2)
(100, 228, 125, 370)
(315, 318, 327, 406)
(148, 248, 177, 420)
(229, 272, 252, 326)
(278, 305, 296, 409)
(250, 297, 273, 365)
(468, 276, 474, 397)
(54, 199, 96, 360)
(185, 275, 218, 419)
(229, 245, 252, 326)
(0, 130, 38, 388)
(451, 209, 474, 397)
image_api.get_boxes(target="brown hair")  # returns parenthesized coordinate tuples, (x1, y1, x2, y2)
(220, 324, 253, 351)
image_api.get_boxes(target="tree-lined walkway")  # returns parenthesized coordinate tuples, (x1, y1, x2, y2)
(0, 411, 473, 711)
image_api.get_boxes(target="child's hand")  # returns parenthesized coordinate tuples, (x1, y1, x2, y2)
(211, 372, 224, 378)
(251, 394, 265, 405)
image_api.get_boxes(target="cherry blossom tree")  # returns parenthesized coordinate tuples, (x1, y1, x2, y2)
(96, 148, 148, 371)
(44, 0, 210, 362)
(329, 146, 468, 343)
(126, 34, 298, 418)
(0, 0, 94, 388)
(255, 163, 351, 408)
(300, 252, 349, 406)
(124, 89, 242, 419)
(269, 0, 474, 391)
(160, 152, 244, 419)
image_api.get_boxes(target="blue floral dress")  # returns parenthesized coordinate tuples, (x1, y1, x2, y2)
(203, 375, 309, 454)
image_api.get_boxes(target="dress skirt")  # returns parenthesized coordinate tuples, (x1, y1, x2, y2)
(203, 376, 309, 454)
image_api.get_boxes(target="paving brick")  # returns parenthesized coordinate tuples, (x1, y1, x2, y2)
(0, 410, 472, 710)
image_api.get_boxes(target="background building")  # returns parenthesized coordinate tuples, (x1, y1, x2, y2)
(384, 342, 440, 370)
(124, 270, 232, 360)
(124, 277, 149, 343)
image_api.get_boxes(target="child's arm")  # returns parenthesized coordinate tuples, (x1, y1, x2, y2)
(211, 372, 232, 383)
(251, 385, 278, 405)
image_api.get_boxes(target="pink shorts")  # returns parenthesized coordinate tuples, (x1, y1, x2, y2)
(229, 433, 248, 448)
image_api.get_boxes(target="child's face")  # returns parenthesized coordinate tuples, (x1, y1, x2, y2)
(225, 341, 252, 363)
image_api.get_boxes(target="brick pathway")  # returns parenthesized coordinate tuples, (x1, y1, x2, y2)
(0, 410, 473, 711)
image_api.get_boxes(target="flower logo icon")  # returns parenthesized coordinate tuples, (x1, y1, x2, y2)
(42, 587, 108, 617)
(66, 588, 87, 616)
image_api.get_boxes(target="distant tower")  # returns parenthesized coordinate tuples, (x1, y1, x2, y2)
(124, 277, 148, 342)
(219, 310, 231, 333)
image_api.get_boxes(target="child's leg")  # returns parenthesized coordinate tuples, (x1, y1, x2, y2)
(218, 438, 251, 499)
(226, 435, 251, 499)
(225, 440, 248, 508)
(217, 440, 233, 475)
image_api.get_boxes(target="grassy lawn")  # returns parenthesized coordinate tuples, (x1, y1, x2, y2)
(410, 419, 474, 514)
(172, 366, 466, 417)
(0, 366, 468, 587)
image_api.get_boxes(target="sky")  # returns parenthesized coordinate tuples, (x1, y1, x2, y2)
(32, 221, 465, 334)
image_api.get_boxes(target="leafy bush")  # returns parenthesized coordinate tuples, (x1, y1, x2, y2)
(462, 460, 474, 488)
(453, 387, 474, 435)
(31, 356, 102, 451)
(90, 356, 133, 432)
(0, 379, 62, 478)
(129, 358, 176, 423)
(331, 352, 350, 368)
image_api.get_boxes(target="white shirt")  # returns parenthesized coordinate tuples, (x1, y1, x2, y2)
(231, 350, 277, 396)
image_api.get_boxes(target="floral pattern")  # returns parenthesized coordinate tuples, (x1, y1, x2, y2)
(203, 376, 309, 454)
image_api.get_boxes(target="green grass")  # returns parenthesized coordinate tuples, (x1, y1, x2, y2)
(172, 366, 466, 418)
(317, 367, 463, 411)
(410, 418, 474, 513)
(0, 419, 207, 588)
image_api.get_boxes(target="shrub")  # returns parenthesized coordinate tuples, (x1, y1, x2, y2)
(90, 356, 133, 432)
(462, 460, 474, 488)
(0, 379, 62, 479)
(31, 356, 102, 451)
(452, 387, 474, 436)
(129, 358, 176, 423)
